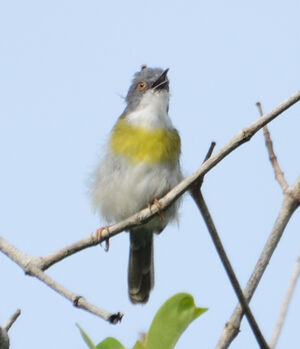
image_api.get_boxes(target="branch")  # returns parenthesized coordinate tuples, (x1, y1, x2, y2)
(256, 102, 289, 191)
(190, 142, 268, 348)
(191, 189, 269, 349)
(0, 237, 122, 324)
(0, 328, 9, 349)
(37, 90, 300, 271)
(216, 189, 300, 348)
(215, 99, 300, 348)
(269, 255, 300, 348)
(0, 309, 21, 349)
(3, 309, 21, 332)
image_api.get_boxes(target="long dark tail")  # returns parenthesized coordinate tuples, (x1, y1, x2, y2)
(128, 229, 154, 304)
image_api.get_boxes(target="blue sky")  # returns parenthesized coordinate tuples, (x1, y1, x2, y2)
(1, 1, 300, 348)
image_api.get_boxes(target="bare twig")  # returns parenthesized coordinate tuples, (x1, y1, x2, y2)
(191, 143, 269, 348)
(216, 188, 300, 349)
(35, 91, 300, 271)
(269, 256, 300, 348)
(256, 102, 289, 191)
(0, 309, 21, 349)
(258, 101, 300, 347)
(3, 309, 21, 332)
(191, 189, 269, 349)
(203, 141, 216, 162)
(0, 237, 122, 324)
(0, 328, 9, 349)
(215, 100, 300, 348)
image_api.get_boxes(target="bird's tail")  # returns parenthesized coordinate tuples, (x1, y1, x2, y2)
(128, 229, 154, 304)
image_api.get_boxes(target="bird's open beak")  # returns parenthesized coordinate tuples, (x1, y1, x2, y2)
(152, 68, 169, 91)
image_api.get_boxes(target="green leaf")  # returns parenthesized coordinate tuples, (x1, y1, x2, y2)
(96, 337, 125, 349)
(76, 323, 97, 349)
(132, 340, 146, 349)
(145, 293, 207, 349)
(77, 324, 124, 349)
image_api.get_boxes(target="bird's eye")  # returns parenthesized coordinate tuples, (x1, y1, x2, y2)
(137, 81, 147, 90)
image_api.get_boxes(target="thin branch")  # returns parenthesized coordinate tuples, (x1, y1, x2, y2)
(3, 309, 21, 332)
(269, 255, 300, 348)
(216, 190, 300, 349)
(191, 186, 269, 348)
(0, 328, 9, 349)
(203, 141, 216, 162)
(256, 102, 289, 191)
(215, 98, 300, 348)
(258, 100, 300, 347)
(0, 310, 21, 349)
(36, 91, 300, 271)
(190, 143, 269, 347)
(0, 237, 122, 324)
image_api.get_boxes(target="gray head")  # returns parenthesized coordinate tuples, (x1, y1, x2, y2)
(125, 65, 169, 113)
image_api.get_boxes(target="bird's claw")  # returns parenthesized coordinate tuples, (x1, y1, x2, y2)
(96, 226, 110, 252)
(148, 198, 164, 221)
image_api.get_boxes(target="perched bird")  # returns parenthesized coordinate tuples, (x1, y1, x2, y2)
(91, 65, 182, 304)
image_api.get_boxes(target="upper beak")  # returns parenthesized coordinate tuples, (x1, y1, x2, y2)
(151, 68, 169, 90)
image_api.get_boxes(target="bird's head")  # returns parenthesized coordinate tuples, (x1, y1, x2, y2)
(125, 65, 170, 113)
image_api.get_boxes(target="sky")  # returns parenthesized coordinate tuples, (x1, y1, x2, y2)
(0, 1, 300, 348)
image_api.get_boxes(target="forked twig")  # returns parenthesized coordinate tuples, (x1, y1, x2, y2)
(215, 101, 300, 348)
(191, 144, 269, 349)
(0, 237, 122, 324)
(0, 309, 21, 349)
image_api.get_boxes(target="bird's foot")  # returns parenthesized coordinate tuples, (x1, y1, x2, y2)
(148, 198, 164, 221)
(95, 226, 110, 252)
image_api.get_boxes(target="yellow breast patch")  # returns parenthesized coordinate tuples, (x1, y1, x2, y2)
(110, 119, 181, 165)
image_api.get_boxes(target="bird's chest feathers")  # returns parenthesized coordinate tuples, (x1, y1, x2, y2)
(110, 115, 180, 165)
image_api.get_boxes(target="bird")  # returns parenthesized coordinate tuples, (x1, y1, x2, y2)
(91, 65, 182, 304)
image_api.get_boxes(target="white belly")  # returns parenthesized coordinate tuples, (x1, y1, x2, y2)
(91, 150, 182, 231)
